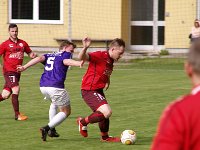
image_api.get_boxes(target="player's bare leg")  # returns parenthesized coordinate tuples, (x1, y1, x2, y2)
(0, 89, 11, 101)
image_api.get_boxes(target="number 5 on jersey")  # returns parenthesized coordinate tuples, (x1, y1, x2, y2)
(45, 57, 55, 71)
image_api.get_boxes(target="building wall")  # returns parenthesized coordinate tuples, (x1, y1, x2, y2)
(0, 1, 10, 40)
(0, 0, 69, 47)
(121, 0, 129, 46)
(0, 0, 124, 48)
(72, 0, 121, 39)
(2, 0, 195, 50)
(165, 0, 196, 49)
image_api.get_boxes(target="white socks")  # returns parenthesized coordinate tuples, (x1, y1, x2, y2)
(49, 103, 58, 121)
(48, 112, 67, 128)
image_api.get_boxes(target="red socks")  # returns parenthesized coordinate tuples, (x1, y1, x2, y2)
(80, 111, 106, 126)
(99, 118, 109, 132)
(12, 94, 19, 118)
(80, 111, 110, 139)
(101, 132, 109, 140)
(0, 94, 5, 102)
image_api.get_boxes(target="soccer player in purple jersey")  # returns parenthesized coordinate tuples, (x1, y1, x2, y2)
(17, 40, 83, 141)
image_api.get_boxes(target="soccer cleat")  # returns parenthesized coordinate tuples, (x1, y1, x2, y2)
(15, 113, 28, 121)
(101, 136, 121, 142)
(48, 128, 60, 137)
(40, 127, 48, 141)
(77, 117, 88, 137)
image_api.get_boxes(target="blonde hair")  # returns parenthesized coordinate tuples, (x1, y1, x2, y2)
(59, 40, 76, 50)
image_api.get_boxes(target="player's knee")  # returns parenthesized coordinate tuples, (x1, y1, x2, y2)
(5, 95, 10, 99)
(103, 110, 112, 118)
(60, 107, 71, 117)
(97, 105, 112, 118)
(66, 109, 71, 117)
(12, 87, 20, 94)
(2, 93, 11, 99)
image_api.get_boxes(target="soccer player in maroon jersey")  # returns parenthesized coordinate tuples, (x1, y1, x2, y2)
(151, 39, 200, 150)
(0, 24, 37, 121)
(77, 37, 125, 142)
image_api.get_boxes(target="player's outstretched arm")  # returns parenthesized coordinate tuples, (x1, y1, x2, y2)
(78, 37, 91, 61)
(63, 59, 84, 68)
(28, 51, 37, 58)
(17, 55, 45, 72)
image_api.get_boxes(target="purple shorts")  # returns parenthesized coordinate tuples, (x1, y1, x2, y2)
(3, 72, 21, 91)
(81, 89, 108, 111)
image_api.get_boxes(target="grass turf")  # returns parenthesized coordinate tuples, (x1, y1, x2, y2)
(0, 57, 190, 150)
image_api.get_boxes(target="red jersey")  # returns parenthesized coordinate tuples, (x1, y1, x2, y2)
(151, 85, 200, 150)
(0, 38, 32, 73)
(81, 51, 114, 90)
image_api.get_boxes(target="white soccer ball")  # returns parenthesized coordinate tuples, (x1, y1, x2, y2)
(121, 130, 136, 145)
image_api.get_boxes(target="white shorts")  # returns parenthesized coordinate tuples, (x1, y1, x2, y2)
(40, 87, 70, 106)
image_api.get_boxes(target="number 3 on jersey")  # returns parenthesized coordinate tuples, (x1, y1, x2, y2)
(45, 57, 55, 71)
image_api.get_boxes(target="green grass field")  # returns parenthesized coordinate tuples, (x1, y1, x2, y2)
(0, 57, 190, 150)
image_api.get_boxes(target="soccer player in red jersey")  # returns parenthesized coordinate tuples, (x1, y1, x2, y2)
(151, 39, 200, 150)
(0, 24, 37, 121)
(77, 37, 125, 142)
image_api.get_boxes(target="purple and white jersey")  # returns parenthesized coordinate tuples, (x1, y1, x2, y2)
(40, 51, 71, 88)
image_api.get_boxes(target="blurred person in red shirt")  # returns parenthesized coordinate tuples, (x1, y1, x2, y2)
(76, 37, 125, 142)
(151, 39, 200, 150)
(0, 24, 37, 121)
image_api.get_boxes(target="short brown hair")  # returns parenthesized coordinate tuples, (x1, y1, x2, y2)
(188, 39, 200, 74)
(109, 38, 125, 48)
(59, 40, 76, 50)
(8, 24, 18, 30)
